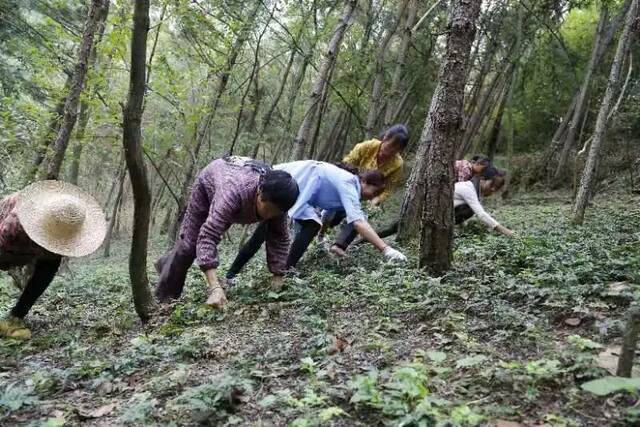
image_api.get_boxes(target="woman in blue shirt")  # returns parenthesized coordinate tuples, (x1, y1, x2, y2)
(226, 161, 406, 283)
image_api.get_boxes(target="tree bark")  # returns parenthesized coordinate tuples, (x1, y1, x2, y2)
(229, 8, 273, 155)
(292, 0, 358, 160)
(544, 0, 632, 180)
(122, 0, 154, 321)
(365, 0, 409, 138)
(573, 0, 637, 224)
(384, 0, 418, 128)
(616, 306, 640, 377)
(486, 83, 509, 162)
(552, 7, 609, 187)
(260, 48, 296, 136)
(46, 0, 108, 180)
(103, 167, 126, 258)
(415, 0, 482, 275)
(67, 1, 110, 185)
(169, 3, 261, 243)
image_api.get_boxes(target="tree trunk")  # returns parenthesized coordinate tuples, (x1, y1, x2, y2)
(122, 0, 154, 321)
(103, 167, 126, 257)
(486, 83, 509, 162)
(552, 7, 609, 186)
(67, 1, 110, 185)
(292, 0, 358, 160)
(169, 3, 261, 243)
(544, 0, 632, 179)
(229, 6, 274, 155)
(573, 0, 637, 224)
(68, 100, 90, 185)
(272, 54, 310, 164)
(25, 76, 71, 185)
(46, 0, 108, 180)
(457, 53, 510, 158)
(365, 0, 409, 138)
(384, 0, 418, 128)
(416, 0, 482, 275)
(261, 48, 296, 136)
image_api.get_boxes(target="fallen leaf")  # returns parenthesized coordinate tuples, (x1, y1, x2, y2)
(77, 403, 116, 419)
(607, 281, 630, 294)
(581, 376, 640, 396)
(488, 420, 523, 427)
(328, 335, 349, 354)
(564, 317, 581, 327)
(597, 346, 621, 375)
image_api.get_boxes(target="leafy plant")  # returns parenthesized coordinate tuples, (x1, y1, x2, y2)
(0, 383, 38, 412)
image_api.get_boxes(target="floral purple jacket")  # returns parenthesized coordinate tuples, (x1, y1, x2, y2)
(184, 158, 289, 275)
(0, 194, 55, 269)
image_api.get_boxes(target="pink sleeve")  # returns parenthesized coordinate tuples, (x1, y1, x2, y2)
(264, 214, 290, 275)
(196, 191, 240, 271)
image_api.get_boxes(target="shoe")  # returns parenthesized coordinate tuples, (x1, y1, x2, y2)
(329, 245, 347, 258)
(0, 316, 31, 340)
(222, 276, 237, 291)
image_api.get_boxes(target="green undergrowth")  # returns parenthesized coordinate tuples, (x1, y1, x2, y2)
(1, 192, 639, 426)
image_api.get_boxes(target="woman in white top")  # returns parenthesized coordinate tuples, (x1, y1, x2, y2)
(454, 167, 514, 236)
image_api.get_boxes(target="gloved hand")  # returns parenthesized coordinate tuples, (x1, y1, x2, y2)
(383, 246, 407, 262)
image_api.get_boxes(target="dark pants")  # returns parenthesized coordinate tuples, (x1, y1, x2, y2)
(6, 257, 62, 318)
(226, 219, 321, 279)
(455, 204, 475, 224)
(321, 211, 358, 250)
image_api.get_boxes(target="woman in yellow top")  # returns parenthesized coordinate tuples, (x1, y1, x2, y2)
(322, 124, 409, 256)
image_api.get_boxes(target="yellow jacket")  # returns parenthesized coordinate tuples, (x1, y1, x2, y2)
(343, 139, 404, 203)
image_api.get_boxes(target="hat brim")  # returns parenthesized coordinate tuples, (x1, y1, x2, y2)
(15, 181, 107, 257)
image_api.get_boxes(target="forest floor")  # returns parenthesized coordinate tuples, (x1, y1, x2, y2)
(1, 191, 640, 426)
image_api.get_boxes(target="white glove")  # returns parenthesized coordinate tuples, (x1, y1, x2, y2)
(383, 246, 407, 262)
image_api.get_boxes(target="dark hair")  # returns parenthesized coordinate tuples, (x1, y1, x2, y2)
(471, 155, 491, 166)
(491, 174, 506, 191)
(359, 170, 385, 190)
(334, 162, 360, 175)
(380, 124, 409, 149)
(482, 166, 505, 180)
(259, 170, 299, 211)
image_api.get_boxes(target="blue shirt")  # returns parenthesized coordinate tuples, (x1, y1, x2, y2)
(275, 161, 365, 224)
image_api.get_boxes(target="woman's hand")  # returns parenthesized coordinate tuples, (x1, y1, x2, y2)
(271, 275, 284, 291)
(206, 285, 227, 309)
(383, 246, 407, 262)
(204, 269, 227, 309)
(370, 196, 383, 207)
(495, 224, 515, 237)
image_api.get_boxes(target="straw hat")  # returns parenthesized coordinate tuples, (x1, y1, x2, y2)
(15, 181, 107, 257)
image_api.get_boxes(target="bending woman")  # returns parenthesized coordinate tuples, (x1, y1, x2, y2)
(454, 167, 514, 236)
(155, 156, 299, 309)
(0, 181, 107, 339)
(321, 124, 409, 252)
(226, 161, 407, 282)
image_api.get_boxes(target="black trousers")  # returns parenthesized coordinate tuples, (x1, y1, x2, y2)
(455, 204, 475, 224)
(227, 219, 321, 278)
(2, 257, 62, 319)
(321, 211, 359, 250)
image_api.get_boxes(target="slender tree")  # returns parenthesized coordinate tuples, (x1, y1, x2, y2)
(169, 3, 261, 243)
(415, 0, 482, 274)
(384, 0, 418, 128)
(552, 7, 609, 186)
(365, 0, 409, 138)
(46, 0, 108, 180)
(292, 0, 358, 160)
(122, 0, 154, 320)
(573, 0, 638, 224)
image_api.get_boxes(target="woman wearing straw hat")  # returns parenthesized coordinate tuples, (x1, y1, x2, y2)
(0, 181, 107, 339)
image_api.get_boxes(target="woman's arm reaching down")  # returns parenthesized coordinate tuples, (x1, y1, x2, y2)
(353, 220, 407, 261)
